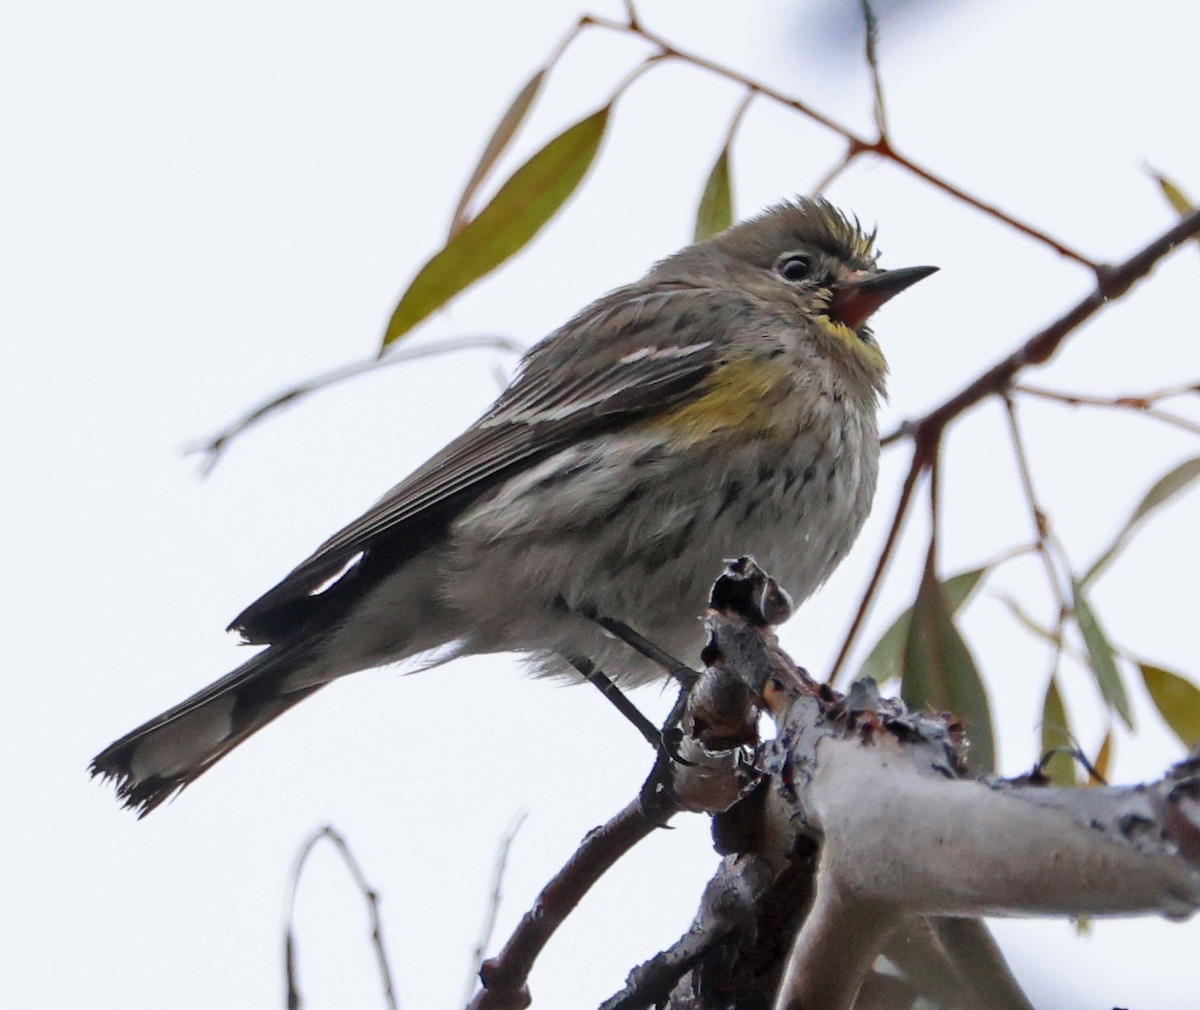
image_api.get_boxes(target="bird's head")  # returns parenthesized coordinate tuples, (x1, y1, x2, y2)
(660, 198, 937, 396)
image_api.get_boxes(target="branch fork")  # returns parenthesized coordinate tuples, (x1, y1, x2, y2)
(471, 559, 1200, 1010)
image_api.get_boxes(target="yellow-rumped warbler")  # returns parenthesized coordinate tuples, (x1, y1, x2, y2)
(92, 198, 934, 814)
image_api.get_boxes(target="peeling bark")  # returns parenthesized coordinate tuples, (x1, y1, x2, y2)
(471, 559, 1200, 1010)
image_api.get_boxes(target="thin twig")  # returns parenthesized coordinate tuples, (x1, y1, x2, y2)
(461, 813, 528, 1008)
(827, 446, 926, 685)
(1014, 381, 1200, 437)
(994, 592, 1054, 645)
(860, 0, 889, 138)
(879, 143, 1098, 271)
(927, 447, 942, 561)
(980, 540, 1040, 571)
(605, 51, 670, 106)
(723, 89, 756, 147)
(1002, 394, 1067, 613)
(924, 210, 1200, 430)
(1016, 379, 1200, 405)
(285, 825, 398, 1010)
(189, 334, 523, 474)
(581, 13, 1097, 270)
(809, 145, 866, 197)
(829, 208, 1200, 684)
(198, 7, 1127, 471)
(879, 417, 916, 447)
(469, 799, 669, 1010)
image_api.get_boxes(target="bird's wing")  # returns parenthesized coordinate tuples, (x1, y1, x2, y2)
(230, 284, 736, 642)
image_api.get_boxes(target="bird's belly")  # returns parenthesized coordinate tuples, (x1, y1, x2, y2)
(443, 415, 875, 684)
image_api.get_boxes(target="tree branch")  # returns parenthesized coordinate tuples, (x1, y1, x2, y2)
(580, 12, 1097, 270)
(284, 825, 398, 1010)
(840, 208, 1200, 681)
(478, 561, 1200, 1010)
(470, 799, 672, 1010)
(191, 334, 522, 474)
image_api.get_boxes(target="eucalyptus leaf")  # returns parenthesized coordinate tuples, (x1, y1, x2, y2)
(1083, 457, 1200, 585)
(1150, 169, 1199, 258)
(1040, 675, 1076, 786)
(383, 105, 610, 350)
(1139, 662, 1200, 747)
(1127, 456, 1200, 526)
(448, 68, 547, 240)
(857, 566, 987, 686)
(1072, 580, 1133, 728)
(694, 146, 733, 242)
(1092, 730, 1113, 784)
(1149, 169, 1195, 215)
(902, 563, 995, 772)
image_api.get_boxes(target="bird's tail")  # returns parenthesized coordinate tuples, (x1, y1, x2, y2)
(90, 639, 324, 816)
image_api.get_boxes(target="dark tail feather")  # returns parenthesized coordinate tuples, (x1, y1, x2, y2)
(90, 640, 323, 817)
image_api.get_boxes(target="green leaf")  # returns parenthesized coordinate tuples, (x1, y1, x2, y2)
(1126, 456, 1200, 527)
(1139, 662, 1200, 747)
(694, 145, 733, 242)
(1083, 457, 1200, 585)
(1040, 675, 1077, 786)
(1147, 169, 1199, 259)
(902, 562, 995, 772)
(448, 68, 547, 241)
(1149, 169, 1196, 215)
(1072, 580, 1134, 729)
(383, 105, 610, 350)
(857, 566, 987, 686)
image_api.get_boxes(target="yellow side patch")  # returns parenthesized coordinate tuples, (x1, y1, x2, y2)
(649, 357, 791, 445)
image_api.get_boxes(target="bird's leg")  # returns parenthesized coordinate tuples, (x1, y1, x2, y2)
(588, 614, 699, 689)
(565, 654, 689, 827)
(556, 596, 698, 762)
(582, 608, 700, 762)
(565, 655, 665, 752)
(565, 653, 693, 765)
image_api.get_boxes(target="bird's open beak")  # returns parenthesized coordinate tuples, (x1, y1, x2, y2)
(829, 265, 938, 331)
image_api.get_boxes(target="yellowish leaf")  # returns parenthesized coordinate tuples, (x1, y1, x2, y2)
(1140, 662, 1200, 748)
(383, 106, 610, 350)
(694, 146, 733, 242)
(448, 68, 547, 240)
(1091, 730, 1113, 784)
(1040, 675, 1077, 787)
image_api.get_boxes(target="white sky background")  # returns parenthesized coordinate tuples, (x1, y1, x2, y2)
(3, 0, 1200, 1007)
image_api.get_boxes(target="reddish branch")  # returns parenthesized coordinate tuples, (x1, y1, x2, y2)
(470, 560, 1200, 1010)
(1014, 380, 1200, 438)
(829, 206, 1200, 684)
(284, 826, 398, 1010)
(581, 9, 1097, 271)
(469, 799, 673, 1010)
(919, 207, 1200, 430)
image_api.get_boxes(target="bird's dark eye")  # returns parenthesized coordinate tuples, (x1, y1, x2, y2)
(776, 254, 811, 282)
